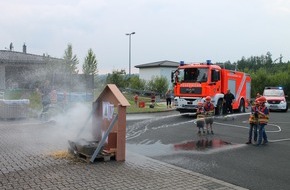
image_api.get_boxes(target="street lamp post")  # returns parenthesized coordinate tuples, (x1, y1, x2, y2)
(126, 32, 135, 76)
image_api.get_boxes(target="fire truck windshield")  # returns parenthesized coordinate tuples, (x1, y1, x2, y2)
(180, 68, 208, 83)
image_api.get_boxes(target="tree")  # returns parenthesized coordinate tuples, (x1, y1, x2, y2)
(250, 68, 270, 97)
(82, 48, 98, 91)
(129, 75, 146, 90)
(265, 51, 273, 66)
(83, 48, 98, 75)
(106, 69, 128, 88)
(217, 61, 235, 70)
(147, 76, 169, 96)
(63, 44, 79, 74)
(62, 44, 79, 91)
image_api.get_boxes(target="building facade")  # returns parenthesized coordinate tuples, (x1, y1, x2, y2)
(135, 60, 179, 89)
(0, 46, 63, 90)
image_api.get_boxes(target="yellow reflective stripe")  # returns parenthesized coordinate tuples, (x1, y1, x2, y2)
(249, 115, 255, 122)
(258, 118, 269, 123)
(206, 111, 214, 115)
(197, 115, 205, 118)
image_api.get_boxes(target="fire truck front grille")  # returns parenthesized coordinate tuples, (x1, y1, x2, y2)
(180, 87, 202, 94)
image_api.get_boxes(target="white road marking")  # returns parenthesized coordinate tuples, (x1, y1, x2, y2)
(127, 112, 289, 143)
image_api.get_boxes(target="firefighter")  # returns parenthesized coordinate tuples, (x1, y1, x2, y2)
(204, 96, 215, 134)
(196, 102, 205, 135)
(50, 89, 57, 104)
(134, 93, 139, 107)
(246, 99, 259, 144)
(174, 70, 180, 83)
(223, 89, 235, 114)
(256, 96, 269, 146)
(150, 93, 156, 108)
(38, 80, 52, 113)
(165, 89, 172, 108)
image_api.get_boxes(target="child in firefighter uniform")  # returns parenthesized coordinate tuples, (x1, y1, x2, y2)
(204, 96, 215, 135)
(246, 100, 259, 144)
(256, 96, 269, 146)
(196, 102, 205, 135)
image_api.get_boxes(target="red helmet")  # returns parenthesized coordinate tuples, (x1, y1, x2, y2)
(257, 96, 267, 103)
(205, 96, 211, 101)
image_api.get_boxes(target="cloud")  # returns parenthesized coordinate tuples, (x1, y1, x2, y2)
(1, 0, 290, 74)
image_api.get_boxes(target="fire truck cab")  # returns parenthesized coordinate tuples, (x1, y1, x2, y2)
(171, 60, 251, 115)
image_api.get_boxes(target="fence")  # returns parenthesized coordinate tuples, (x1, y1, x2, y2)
(0, 99, 30, 119)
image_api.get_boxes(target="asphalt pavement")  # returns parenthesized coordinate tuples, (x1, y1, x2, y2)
(126, 110, 290, 190)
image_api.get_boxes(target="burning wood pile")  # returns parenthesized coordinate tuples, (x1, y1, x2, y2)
(68, 139, 115, 162)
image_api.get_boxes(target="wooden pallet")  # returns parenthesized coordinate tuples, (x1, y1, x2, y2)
(69, 148, 116, 163)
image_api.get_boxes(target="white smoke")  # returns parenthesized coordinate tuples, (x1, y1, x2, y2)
(51, 102, 95, 142)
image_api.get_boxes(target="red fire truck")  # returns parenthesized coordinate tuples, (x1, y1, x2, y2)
(171, 60, 251, 115)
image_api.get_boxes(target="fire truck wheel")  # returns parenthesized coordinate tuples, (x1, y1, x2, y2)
(215, 99, 223, 115)
(238, 99, 245, 113)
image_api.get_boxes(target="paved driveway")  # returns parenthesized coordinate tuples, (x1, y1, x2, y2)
(0, 118, 246, 190)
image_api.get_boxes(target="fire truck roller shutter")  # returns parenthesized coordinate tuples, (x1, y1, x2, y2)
(236, 73, 248, 113)
(246, 82, 251, 106)
(227, 74, 248, 113)
(228, 80, 236, 98)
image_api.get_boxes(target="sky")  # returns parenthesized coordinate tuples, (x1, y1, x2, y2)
(1, 0, 290, 74)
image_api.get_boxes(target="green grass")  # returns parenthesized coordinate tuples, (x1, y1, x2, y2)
(2, 89, 171, 116)
(126, 102, 168, 113)
(123, 93, 169, 113)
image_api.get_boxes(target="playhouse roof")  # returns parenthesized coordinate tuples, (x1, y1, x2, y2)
(96, 84, 130, 107)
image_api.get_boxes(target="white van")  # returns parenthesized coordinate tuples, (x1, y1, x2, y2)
(263, 87, 288, 112)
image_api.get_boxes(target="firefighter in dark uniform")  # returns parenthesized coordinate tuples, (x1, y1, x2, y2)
(223, 89, 235, 114)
